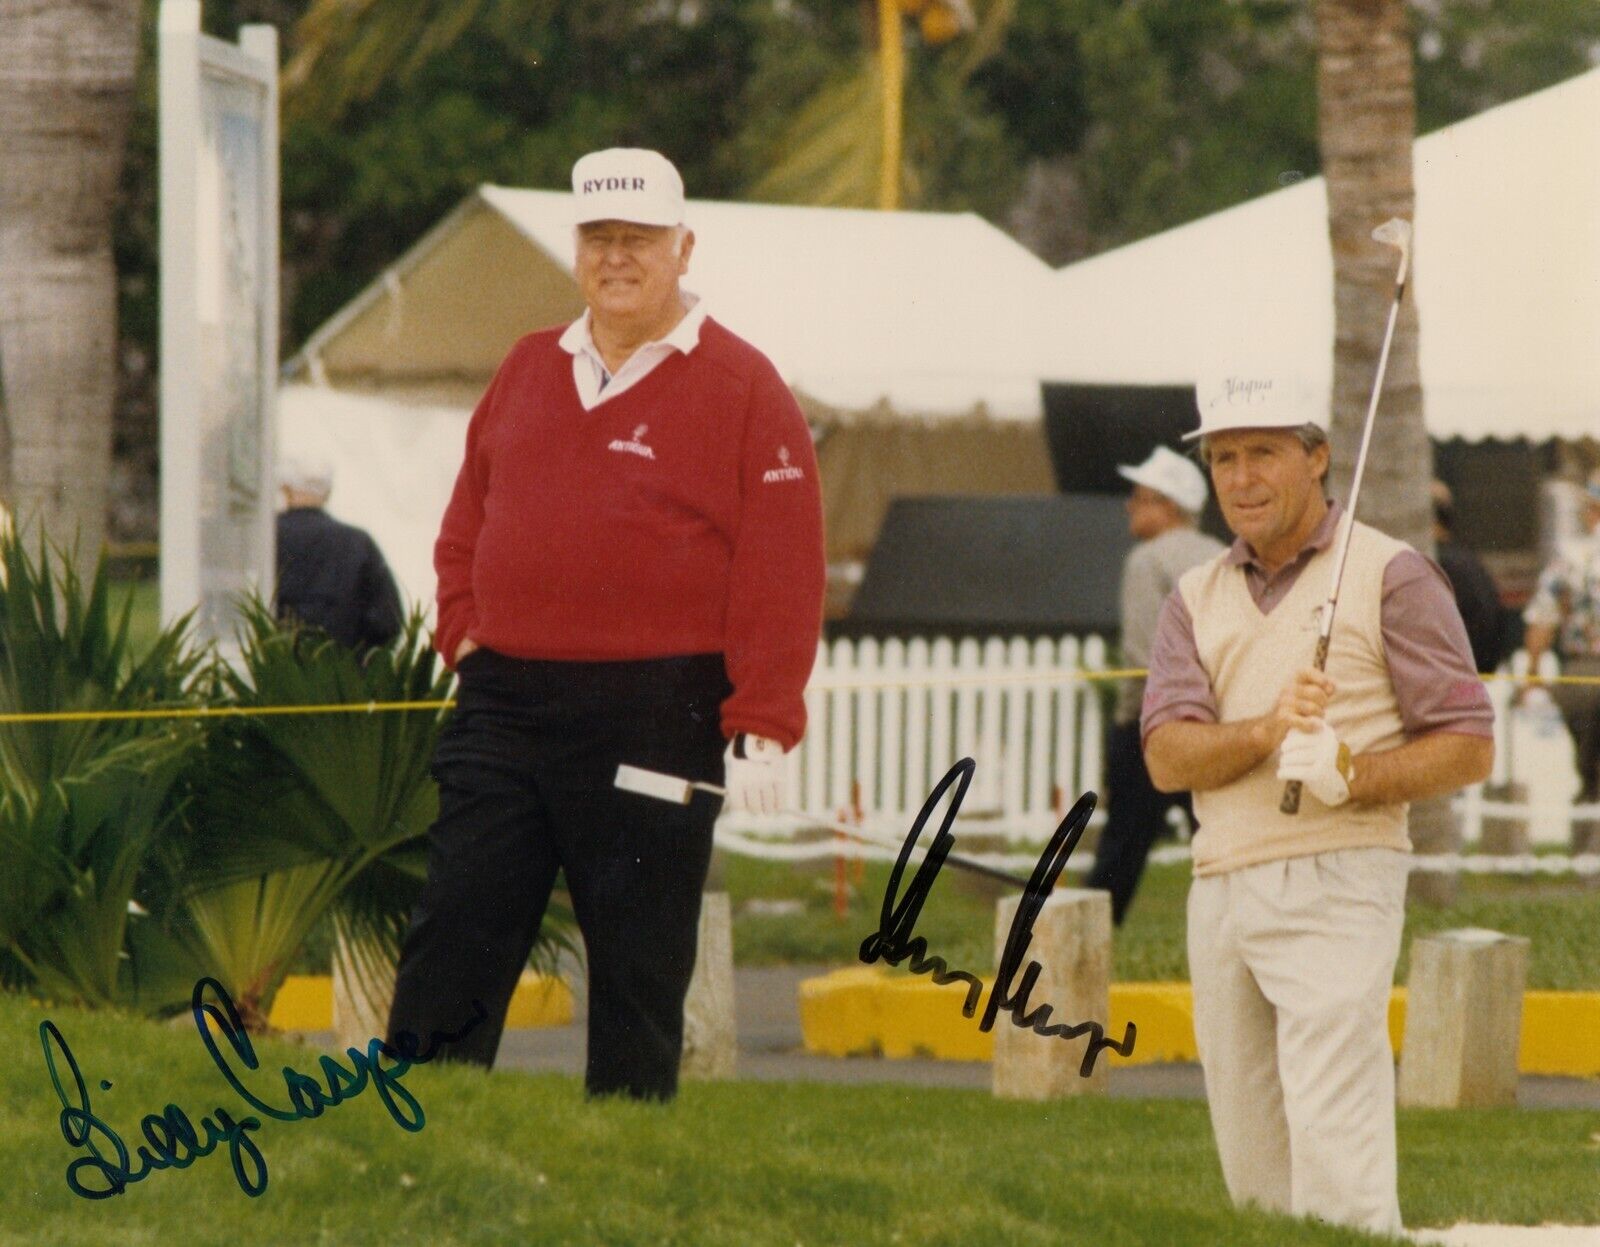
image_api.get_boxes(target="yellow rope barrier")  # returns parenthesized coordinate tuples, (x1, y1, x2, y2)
(0, 700, 455, 726)
(0, 668, 1595, 726)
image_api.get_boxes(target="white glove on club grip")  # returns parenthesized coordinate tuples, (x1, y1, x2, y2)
(1275, 721, 1352, 808)
(724, 733, 785, 815)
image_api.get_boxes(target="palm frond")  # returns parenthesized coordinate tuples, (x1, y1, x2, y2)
(0, 527, 205, 1008)
(282, 0, 560, 121)
(141, 600, 475, 1024)
(750, 55, 886, 208)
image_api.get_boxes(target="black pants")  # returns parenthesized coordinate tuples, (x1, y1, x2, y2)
(386, 649, 731, 1100)
(1551, 655, 1600, 803)
(1085, 719, 1193, 925)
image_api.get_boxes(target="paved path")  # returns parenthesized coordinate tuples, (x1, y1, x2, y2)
(486, 963, 1600, 1109)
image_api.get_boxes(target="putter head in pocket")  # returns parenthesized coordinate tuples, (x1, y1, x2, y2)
(614, 763, 694, 805)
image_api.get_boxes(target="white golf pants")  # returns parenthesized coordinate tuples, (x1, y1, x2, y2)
(1188, 847, 1409, 1235)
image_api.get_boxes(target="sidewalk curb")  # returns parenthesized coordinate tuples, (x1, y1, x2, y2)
(799, 968, 1600, 1077)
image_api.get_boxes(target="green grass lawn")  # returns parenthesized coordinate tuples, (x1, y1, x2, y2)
(725, 852, 1600, 990)
(2, 991, 1595, 1245)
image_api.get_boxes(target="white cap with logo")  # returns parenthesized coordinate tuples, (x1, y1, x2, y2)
(1185, 370, 1327, 442)
(571, 148, 685, 227)
(1117, 446, 1208, 515)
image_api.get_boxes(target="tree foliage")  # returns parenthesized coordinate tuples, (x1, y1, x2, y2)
(102, 0, 1600, 535)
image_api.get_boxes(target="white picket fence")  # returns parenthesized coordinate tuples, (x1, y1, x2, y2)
(716, 636, 1599, 874)
(723, 633, 1113, 843)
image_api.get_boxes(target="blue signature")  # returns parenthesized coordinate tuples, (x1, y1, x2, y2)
(40, 976, 485, 1199)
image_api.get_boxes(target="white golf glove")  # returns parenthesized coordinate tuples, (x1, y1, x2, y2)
(724, 733, 786, 815)
(1276, 721, 1354, 808)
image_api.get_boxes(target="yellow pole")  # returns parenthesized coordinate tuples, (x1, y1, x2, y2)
(878, 0, 903, 211)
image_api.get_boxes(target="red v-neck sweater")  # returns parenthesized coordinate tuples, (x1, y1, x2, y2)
(433, 318, 826, 748)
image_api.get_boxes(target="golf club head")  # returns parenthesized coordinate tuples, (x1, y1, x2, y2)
(1372, 216, 1412, 256)
(615, 763, 695, 804)
(1371, 216, 1413, 285)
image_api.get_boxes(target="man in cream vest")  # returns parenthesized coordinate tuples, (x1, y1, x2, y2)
(1141, 372, 1493, 1235)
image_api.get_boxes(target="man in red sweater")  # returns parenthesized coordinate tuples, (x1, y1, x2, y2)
(385, 148, 826, 1099)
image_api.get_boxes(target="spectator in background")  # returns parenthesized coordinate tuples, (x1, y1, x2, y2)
(1522, 469, 1600, 808)
(1085, 446, 1223, 924)
(1431, 479, 1505, 674)
(274, 455, 404, 653)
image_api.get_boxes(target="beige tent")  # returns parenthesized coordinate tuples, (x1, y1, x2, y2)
(284, 189, 1061, 612)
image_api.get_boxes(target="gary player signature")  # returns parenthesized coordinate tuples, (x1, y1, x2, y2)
(858, 758, 1137, 1076)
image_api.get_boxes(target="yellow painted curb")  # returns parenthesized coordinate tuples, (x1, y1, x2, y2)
(799, 969, 1600, 1077)
(267, 972, 574, 1033)
(268, 975, 333, 1031)
(797, 965, 885, 1056)
(1510, 991, 1600, 1076)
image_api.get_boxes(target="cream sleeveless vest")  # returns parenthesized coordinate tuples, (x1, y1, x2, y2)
(1178, 519, 1412, 875)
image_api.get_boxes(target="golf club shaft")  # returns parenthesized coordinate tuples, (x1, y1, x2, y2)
(1281, 225, 1411, 814)
(689, 775, 1034, 887)
(804, 815, 1034, 889)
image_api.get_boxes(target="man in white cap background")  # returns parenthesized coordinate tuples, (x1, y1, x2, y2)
(1084, 445, 1222, 924)
(1141, 371, 1493, 1234)
(386, 148, 826, 1101)
(274, 455, 404, 654)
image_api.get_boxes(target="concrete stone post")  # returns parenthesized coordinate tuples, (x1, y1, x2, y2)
(1478, 779, 1530, 856)
(992, 887, 1113, 1100)
(1406, 796, 1461, 907)
(1398, 928, 1529, 1108)
(680, 892, 737, 1080)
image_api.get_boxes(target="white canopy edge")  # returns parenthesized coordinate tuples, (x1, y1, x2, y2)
(292, 187, 1058, 423)
(1036, 69, 1600, 443)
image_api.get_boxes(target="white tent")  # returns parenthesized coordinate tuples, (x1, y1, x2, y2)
(1035, 68, 1600, 443)
(281, 192, 1065, 611)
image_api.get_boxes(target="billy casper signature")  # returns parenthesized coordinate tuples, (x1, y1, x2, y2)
(41, 977, 483, 1199)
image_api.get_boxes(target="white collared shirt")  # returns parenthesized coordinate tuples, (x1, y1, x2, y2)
(557, 294, 708, 411)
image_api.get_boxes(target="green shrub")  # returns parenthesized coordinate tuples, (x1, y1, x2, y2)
(0, 531, 203, 1006)
(0, 532, 616, 1027)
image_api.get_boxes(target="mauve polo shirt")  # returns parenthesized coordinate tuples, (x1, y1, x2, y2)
(1141, 501, 1495, 744)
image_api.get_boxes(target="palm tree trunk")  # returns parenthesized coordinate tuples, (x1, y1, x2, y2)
(0, 0, 142, 563)
(1317, 0, 1457, 904)
(1316, 0, 1428, 540)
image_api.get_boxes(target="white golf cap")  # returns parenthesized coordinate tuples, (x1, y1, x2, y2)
(571, 148, 685, 227)
(1185, 370, 1327, 442)
(1117, 446, 1208, 514)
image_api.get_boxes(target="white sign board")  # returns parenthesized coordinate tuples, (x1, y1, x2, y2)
(159, 0, 279, 645)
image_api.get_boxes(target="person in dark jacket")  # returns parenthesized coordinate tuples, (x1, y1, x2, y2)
(274, 455, 404, 652)
(1431, 480, 1505, 674)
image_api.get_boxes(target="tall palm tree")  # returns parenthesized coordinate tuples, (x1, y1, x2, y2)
(0, 0, 142, 562)
(1315, 0, 1455, 902)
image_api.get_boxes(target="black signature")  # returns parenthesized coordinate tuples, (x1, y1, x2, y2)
(40, 976, 485, 1200)
(858, 758, 1136, 1076)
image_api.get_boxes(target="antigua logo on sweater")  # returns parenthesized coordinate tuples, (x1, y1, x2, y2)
(762, 445, 805, 484)
(608, 423, 655, 460)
